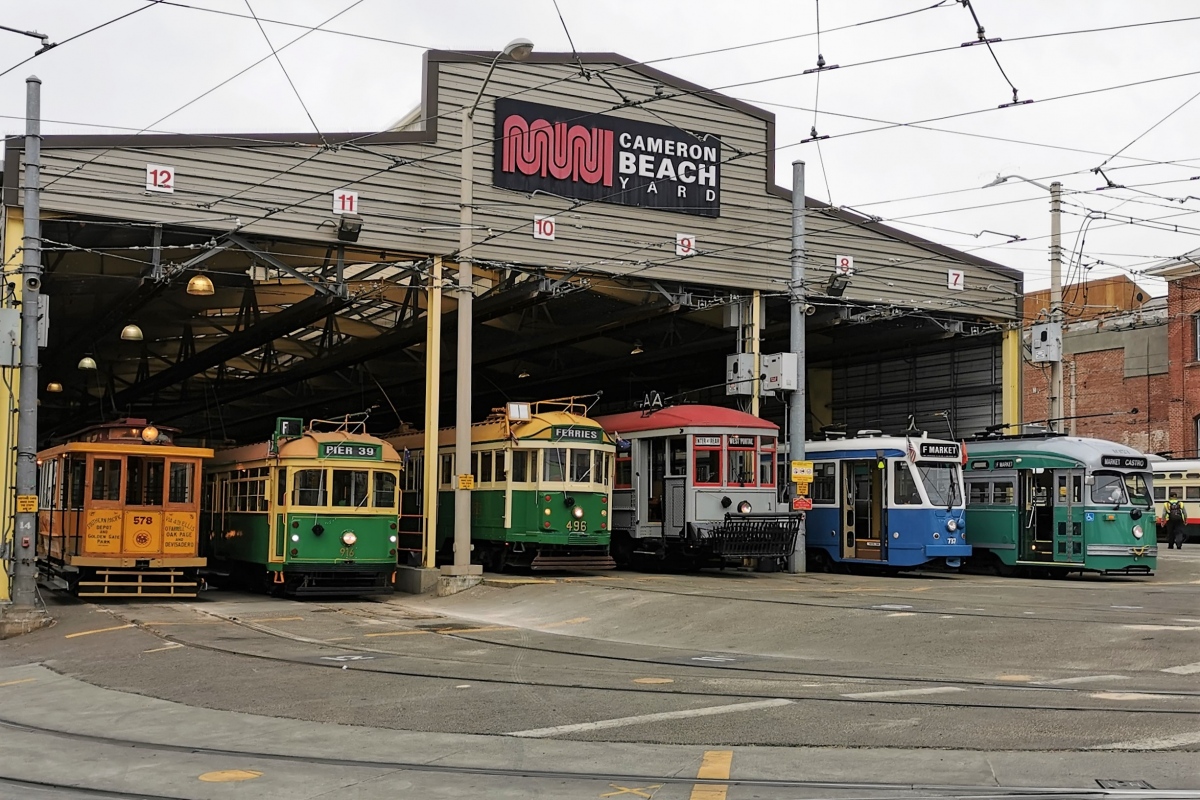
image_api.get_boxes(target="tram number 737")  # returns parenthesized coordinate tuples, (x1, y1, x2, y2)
(566, 520, 588, 532)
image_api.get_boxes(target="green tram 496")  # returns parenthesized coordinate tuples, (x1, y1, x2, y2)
(390, 398, 617, 571)
(203, 418, 404, 595)
(964, 434, 1156, 576)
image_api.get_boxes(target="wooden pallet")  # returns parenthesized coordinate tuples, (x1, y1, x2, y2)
(77, 568, 199, 598)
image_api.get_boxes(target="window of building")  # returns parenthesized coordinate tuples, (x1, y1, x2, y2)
(511, 450, 530, 483)
(1194, 314, 1200, 360)
(332, 469, 369, 507)
(543, 448, 567, 482)
(168, 462, 194, 504)
(91, 458, 122, 501)
(894, 462, 923, 505)
(811, 462, 837, 504)
(373, 471, 397, 508)
(294, 469, 327, 506)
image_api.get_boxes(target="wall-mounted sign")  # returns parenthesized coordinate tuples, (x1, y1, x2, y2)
(319, 442, 383, 461)
(947, 269, 965, 291)
(552, 426, 601, 442)
(495, 98, 721, 217)
(835, 255, 854, 275)
(533, 215, 556, 240)
(333, 189, 359, 214)
(676, 233, 697, 256)
(1100, 455, 1148, 469)
(792, 497, 812, 511)
(918, 442, 960, 459)
(146, 164, 175, 193)
(791, 460, 814, 480)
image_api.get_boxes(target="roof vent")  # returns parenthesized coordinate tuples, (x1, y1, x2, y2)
(857, 429, 883, 437)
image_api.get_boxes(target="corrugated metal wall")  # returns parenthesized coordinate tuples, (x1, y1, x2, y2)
(832, 337, 1003, 438)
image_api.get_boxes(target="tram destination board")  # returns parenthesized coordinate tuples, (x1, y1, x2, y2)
(552, 426, 601, 442)
(919, 442, 960, 458)
(319, 442, 383, 461)
(1101, 455, 1148, 469)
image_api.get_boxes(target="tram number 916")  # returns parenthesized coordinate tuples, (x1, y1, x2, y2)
(339, 547, 356, 558)
(566, 520, 587, 532)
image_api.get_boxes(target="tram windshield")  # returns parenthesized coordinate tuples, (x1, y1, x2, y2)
(916, 462, 962, 508)
(1091, 470, 1152, 507)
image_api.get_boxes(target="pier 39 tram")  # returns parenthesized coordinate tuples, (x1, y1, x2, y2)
(203, 417, 404, 596)
(36, 419, 212, 597)
(964, 434, 1156, 575)
(801, 434, 970, 571)
(593, 404, 800, 568)
(389, 398, 617, 571)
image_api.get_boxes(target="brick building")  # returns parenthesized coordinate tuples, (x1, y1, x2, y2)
(1147, 258, 1200, 458)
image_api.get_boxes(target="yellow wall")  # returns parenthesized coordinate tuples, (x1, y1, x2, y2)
(0, 208, 22, 602)
(1001, 327, 1022, 429)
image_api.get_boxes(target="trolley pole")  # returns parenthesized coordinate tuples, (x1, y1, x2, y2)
(787, 160, 807, 574)
(1048, 181, 1064, 433)
(11, 76, 44, 611)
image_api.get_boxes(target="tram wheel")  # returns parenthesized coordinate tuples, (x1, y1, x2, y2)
(807, 549, 832, 573)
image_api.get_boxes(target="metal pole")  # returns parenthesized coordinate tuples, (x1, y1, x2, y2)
(449, 107, 478, 577)
(1049, 181, 1063, 433)
(749, 290, 761, 417)
(421, 257, 443, 570)
(787, 160, 807, 574)
(11, 76, 42, 609)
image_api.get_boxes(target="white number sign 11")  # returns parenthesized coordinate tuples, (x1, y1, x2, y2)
(947, 269, 965, 291)
(146, 164, 175, 193)
(676, 233, 697, 257)
(333, 190, 359, 214)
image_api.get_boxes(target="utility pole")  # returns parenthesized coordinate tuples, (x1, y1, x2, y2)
(787, 160, 807, 574)
(1048, 181, 1064, 433)
(11, 76, 44, 611)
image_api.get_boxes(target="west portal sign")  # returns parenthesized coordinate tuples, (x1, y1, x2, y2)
(494, 98, 722, 217)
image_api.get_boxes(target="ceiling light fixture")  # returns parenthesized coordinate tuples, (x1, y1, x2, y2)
(630, 341, 644, 355)
(186, 274, 215, 296)
(120, 324, 143, 341)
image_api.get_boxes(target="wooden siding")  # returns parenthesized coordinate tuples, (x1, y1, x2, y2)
(2, 51, 1019, 319)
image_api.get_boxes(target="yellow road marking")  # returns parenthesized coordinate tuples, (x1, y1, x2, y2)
(691, 750, 733, 800)
(143, 643, 184, 653)
(0, 678, 36, 688)
(437, 625, 516, 634)
(633, 677, 674, 685)
(911, 587, 932, 592)
(198, 770, 262, 782)
(601, 784, 662, 798)
(65, 624, 134, 639)
(251, 616, 305, 623)
(140, 621, 222, 626)
(364, 630, 430, 638)
(543, 616, 590, 628)
(325, 637, 354, 641)
(996, 674, 1033, 682)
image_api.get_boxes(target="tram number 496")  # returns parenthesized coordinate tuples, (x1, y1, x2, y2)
(566, 520, 587, 532)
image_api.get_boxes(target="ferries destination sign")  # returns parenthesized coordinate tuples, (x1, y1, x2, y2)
(494, 98, 722, 217)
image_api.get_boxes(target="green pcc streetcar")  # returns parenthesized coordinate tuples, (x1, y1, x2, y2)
(203, 417, 404, 595)
(390, 397, 616, 571)
(964, 434, 1156, 576)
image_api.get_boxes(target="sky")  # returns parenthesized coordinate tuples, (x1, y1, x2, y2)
(4, 0, 1200, 299)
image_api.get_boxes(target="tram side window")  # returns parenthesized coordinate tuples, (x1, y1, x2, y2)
(615, 454, 632, 488)
(495, 451, 506, 481)
(373, 472, 397, 508)
(38, 459, 58, 509)
(277, 468, 288, 505)
(694, 448, 721, 486)
(511, 450, 530, 483)
(67, 457, 86, 509)
(811, 463, 836, 504)
(332, 469, 369, 507)
(758, 445, 776, 487)
(968, 481, 991, 505)
(1153, 485, 1166, 502)
(595, 451, 611, 486)
(439, 454, 454, 487)
(470, 452, 480, 481)
(992, 481, 1015, 505)
(668, 437, 687, 476)
(126, 457, 165, 506)
(727, 448, 755, 486)
(570, 449, 592, 483)
(1187, 485, 1200, 501)
(168, 462, 194, 504)
(894, 462, 922, 505)
(479, 451, 493, 483)
(544, 448, 567, 482)
(295, 469, 327, 506)
(92, 459, 122, 501)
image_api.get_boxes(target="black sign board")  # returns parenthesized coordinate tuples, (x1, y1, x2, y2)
(552, 426, 601, 442)
(919, 442, 959, 459)
(993, 459, 1015, 470)
(728, 436, 756, 448)
(1101, 455, 1148, 470)
(494, 98, 721, 217)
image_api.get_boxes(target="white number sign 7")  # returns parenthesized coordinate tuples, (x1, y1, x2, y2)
(947, 269, 965, 291)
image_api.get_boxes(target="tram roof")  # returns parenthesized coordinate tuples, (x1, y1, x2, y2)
(211, 430, 401, 466)
(386, 409, 614, 451)
(803, 435, 960, 458)
(964, 435, 1147, 468)
(1151, 459, 1200, 474)
(595, 405, 777, 436)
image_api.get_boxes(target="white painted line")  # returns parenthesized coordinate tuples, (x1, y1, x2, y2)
(1111, 605, 1143, 610)
(1036, 674, 1128, 686)
(506, 699, 792, 738)
(843, 686, 965, 700)
(1162, 662, 1200, 675)
(886, 612, 916, 617)
(1089, 730, 1200, 751)
(872, 604, 912, 610)
(1121, 624, 1200, 631)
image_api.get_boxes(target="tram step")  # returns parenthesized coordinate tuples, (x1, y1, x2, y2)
(77, 568, 198, 598)
(530, 555, 617, 571)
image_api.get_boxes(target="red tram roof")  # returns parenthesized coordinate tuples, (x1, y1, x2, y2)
(594, 405, 778, 435)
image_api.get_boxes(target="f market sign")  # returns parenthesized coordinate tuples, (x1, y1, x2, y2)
(494, 98, 722, 218)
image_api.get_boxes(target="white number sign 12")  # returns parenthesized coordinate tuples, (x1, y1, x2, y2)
(333, 190, 359, 214)
(676, 233, 697, 257)
(835, 254, 854, 275)
(146, 164, 175, 193)
(533, 215, 556, 240)
(947, 269, 965, 291)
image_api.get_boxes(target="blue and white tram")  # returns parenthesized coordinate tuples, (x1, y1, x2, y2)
(800, 433, 971, 570)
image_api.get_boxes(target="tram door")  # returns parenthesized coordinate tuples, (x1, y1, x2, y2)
(841, 461, 884, 560)
(1054, 470, 1085, 564)
(1018, 469, 1055, 561)
(642, 438, 666, 526)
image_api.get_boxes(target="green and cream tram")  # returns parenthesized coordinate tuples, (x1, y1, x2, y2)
(964, 434, 1156, 575)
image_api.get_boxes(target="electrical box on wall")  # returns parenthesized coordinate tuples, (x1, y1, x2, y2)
(763, 352, 798, 393)
(1030, 322, 1062, 363)
(0, 308, 18, 366)
(726, 353, 755, 396)
(722, 297, 766, 330)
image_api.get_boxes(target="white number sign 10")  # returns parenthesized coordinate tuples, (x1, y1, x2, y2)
(947, 269, 965, 291)
(146, 164, 175, 193)
(533, 215, 556, 240)
(333, 190, 359, 214)
(676, 233, 697, 257)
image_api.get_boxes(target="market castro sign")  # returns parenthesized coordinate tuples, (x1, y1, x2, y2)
(494, 98, 722, 217)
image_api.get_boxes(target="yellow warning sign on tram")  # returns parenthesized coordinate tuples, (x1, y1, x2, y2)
(16, 495, 37, 513)
(457, 474, 475, 490)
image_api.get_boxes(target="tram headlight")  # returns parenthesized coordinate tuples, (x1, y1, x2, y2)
(342, 531, 358, 546)
(946, 519, 958, 532)
(389, 535, 398, 543)
(544, 507, 552, 516)
(1132, 524, 1144, 540)
(738, 501, 752, 514)
(290, 534, 300, 542)
(572, 505, 585, 519)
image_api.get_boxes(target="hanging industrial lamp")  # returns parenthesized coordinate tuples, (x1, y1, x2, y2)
(46, 382, 63, 393)
(187, 274, 215, 296)
(77, 356, 97, 370)
(120, 324, 143, 341)
(630, 340, 644, 356)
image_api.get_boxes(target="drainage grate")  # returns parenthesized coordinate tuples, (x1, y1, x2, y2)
(1096, 780, 1155, 790)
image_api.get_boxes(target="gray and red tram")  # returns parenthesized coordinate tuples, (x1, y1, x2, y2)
(594, 405, 800, 568)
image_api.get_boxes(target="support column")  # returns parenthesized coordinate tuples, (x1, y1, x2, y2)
(749, 290, 761, 417)
(0, 208, 21, 606)
(1048, 181, 1064, 432)
(1001, 327, 1023, 431)
(787, 160, 807, 575)
(421, 258, 443, 570)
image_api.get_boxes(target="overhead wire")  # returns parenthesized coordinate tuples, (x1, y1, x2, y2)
(242, 0, 328, 145)
(958, 0, 1022, 104)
